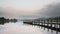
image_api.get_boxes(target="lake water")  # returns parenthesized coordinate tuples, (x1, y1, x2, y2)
(0, 21, 60, 34)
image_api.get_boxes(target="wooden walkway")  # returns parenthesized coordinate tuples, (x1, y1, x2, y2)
(23, 17, 60, 33)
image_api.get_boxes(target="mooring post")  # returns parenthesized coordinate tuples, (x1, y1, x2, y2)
(59, 24, 60, 28)
(50, 19, 53, 33)
(40, 20, 41, 25)
(44, 19, 45, 30)
(54, 17, 59, 28)
(41, 19, 43, 29)
(37, 20, 39, 25)
(43, 20, 44, 26)
(56, 18, 58, 28)
(42, 19, 43, 25)
(46, 19, 48, 26)
(51, 19, 52, 27)
(39, 20, 41, 25)
(47, 19, 49, 26)
(36, 20, 37, 24)
(54, 19, 56, 28)
(41, 21, 42, 25)
(58, 18, 60, 28)
(48, 19, 49, 31)
(39, 20, 40, 25)
(58, 17, 60, 29)
(51, 19, 53, 33)
(44, 19, 45, 26)
(56, 18, 58, 34)
(41, 20, 42, 25)
(32, 20, 34, 24)
(46, 19, 49, 31)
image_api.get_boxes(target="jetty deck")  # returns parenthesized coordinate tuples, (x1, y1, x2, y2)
(23, 17, 60, 33)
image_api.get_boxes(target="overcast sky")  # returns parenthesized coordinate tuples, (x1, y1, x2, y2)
(1, 0, 60, 34)
(0, 0, 60, 19)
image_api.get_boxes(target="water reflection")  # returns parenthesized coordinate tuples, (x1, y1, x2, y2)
(0, 17, 17, 25)
(28, 24, 60, 34)
(0, 21, 60, 34)
(0, 21, 17, 25)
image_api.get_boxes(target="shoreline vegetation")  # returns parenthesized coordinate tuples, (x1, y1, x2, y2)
(0, 17, 17, 25)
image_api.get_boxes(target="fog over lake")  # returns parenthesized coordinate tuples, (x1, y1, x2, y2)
(0, 0, 60, 34)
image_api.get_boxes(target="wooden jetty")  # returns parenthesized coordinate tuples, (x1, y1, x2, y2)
(23, 17, 60, 32)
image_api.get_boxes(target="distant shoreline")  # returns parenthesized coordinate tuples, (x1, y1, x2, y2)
(0, 17, 17, 25)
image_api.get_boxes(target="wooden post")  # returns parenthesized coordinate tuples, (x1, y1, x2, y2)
(58, 17, 60, 28)
(33, 20, 34, 24)
(41, 20, 43, 29)
(38, 20, 40, 28)
(47, 19, 49, 26)
(47, 19, 49, 31)
(43, 20, 44, 26)
(39, 21, 41, 25)
(51, 18, 53, 33)
(40, 20, 41, 25)
(44, 19, 45, 26)
(56, 18, 58, 28)
(41, 20, 43, 25)
(51, 19, 52, 27)
(56, 18, 58, 34)
(54, 17, 59, 28)
(59, 19, 60, 28)
(59, 24, 60, 28)
(44, 19, 45, 30)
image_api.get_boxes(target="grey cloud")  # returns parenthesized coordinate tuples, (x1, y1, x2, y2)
(39, 3, 60, 17)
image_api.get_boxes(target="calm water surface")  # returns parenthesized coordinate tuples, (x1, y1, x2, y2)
(0, 21, 60, 34)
